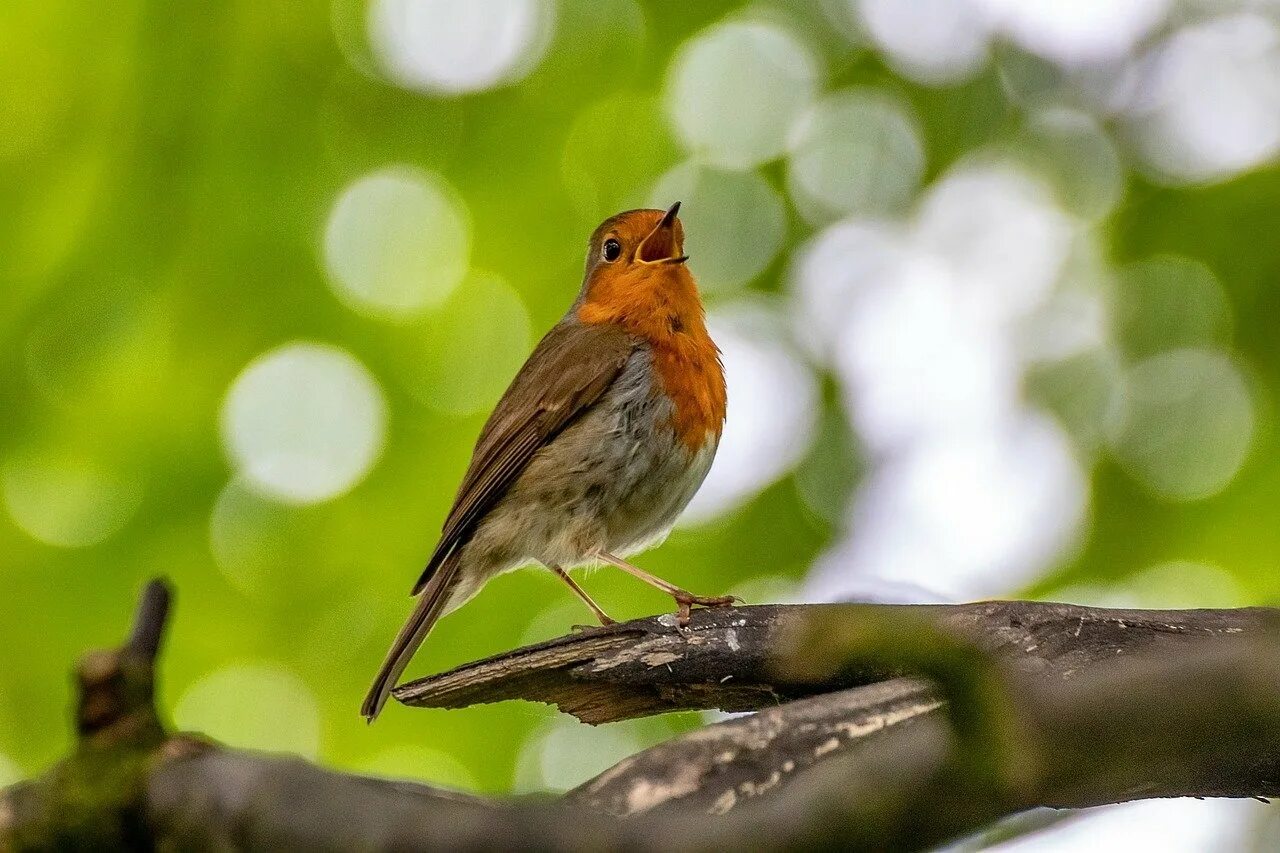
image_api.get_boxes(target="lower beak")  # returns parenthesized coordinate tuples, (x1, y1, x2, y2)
(637, 202, 686, 263)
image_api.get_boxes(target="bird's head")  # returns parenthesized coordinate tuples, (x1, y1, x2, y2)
(577, 203, 703, 335)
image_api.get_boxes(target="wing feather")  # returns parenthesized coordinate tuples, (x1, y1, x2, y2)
(411, 320, 634, 594)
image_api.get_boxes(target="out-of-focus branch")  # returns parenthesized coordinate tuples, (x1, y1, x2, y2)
(662, 632, 1280, 852)
(570, 609, 1280, 837)
(393, 601, 1276, 722)
(6, 582, 1280, 853)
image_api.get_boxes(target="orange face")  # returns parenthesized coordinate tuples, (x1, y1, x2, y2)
(578, 204, 696, 336)
(584, 204, 687, 272)
(578, 204, 727, 449)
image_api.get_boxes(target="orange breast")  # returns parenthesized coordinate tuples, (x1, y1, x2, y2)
(648, 326, 726, 450)
(577, 267, 725, 450)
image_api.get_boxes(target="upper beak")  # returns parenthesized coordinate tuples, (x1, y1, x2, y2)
(659, 200, 681, 229)
(637, 201, 688, 264)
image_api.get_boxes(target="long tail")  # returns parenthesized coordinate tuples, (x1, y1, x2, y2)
(361, 552, 460, 722)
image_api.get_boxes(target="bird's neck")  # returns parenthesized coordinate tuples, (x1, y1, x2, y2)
(578, 271, 726, 450)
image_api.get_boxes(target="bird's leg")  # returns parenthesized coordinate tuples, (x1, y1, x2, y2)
(547, 563, 616, 626)
(595, 551, 739, 626)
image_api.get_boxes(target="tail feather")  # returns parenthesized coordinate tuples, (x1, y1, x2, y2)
(362, 553, 460, 722)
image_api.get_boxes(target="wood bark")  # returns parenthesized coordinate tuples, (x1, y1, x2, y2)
(4, 582, 1280, 852)
(394, 601, 1274, 722)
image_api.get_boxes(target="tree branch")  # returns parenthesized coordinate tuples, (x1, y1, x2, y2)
(5, 582, 1280, 852)
(393, 601, 1275, 722)
(125, 578, 171, 665)
(663, 635, 1280, 851)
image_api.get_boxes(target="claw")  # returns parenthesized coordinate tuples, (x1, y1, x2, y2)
(672, 590, 739, 626)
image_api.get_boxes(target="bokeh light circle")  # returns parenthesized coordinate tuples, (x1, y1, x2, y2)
(974, 0, 1170, 66)
(789, 219, 910, 364)
(1018, 109, 1124, 222)
(835, 257, 1019, 452)
(787, 89, 925, 222)
(1124, 15, 1280, 185)
(174, 663, 321, 758)
(913, 161, 1074, 323)
(1107, 348, 1254, 501)
(857, 0, 991, 85)
(368, 0, 554, 94)
(2, 451, 142, 548)
(513, 718, 649, 793)
(666, 20, 819, 169)
(221, 342, 387, 505)
(648, 163, 787, 290)
(1114, 256, 1232, 359)
(323, 166, 470, 320)
(808, 411, 1086, 601)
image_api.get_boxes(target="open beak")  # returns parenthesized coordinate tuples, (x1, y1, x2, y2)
(637, 201, 689, 264)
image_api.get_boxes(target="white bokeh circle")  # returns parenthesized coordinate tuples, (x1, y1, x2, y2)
(666, 20, 819, 169)
(857, 0, 991, 85)
(369, 0, 554, 94)
(1123, 15, 1280, 185)
(221, 342, 387, 505)
(787, 89, 925, 222)
(913, 161, 1075, 323)
(788, 219, 911, 364)
(807, 411, 1087, 601)
(323, 166, 470, 320)
(835, 256, 1019, 453)
(975, 0, 1170, 66)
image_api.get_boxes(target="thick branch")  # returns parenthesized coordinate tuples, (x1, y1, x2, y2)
(152, 634, 1280, 849)
(656, 635, 1280, 851)
(7, 584, 1280, 852)
(394, 601, 1275, 722)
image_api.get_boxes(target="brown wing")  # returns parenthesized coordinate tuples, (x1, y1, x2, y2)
(411, 319, 635, 594)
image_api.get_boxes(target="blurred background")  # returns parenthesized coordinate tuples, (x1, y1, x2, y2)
(3, 0, 1280, 848)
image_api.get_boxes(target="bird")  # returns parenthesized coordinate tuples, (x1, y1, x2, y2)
(362, 202, 734, 721)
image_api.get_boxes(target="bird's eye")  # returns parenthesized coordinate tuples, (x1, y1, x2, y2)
(602, 238, 622, 262)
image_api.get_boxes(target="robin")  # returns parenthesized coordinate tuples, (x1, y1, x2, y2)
(362, 203, 734, 721)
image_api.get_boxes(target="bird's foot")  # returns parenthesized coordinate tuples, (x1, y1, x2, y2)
(672, 591, 742, 627)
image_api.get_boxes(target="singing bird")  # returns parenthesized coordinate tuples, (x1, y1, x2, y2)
(362, 203, 733, 721)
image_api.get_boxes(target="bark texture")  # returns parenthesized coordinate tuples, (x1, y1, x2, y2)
(4, 581, 1280, 852)
(395, 601, 1275, 722)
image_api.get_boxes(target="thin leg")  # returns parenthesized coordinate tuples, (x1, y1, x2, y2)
(548, 563, 616, 626)
(595, 551, 739, 625)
